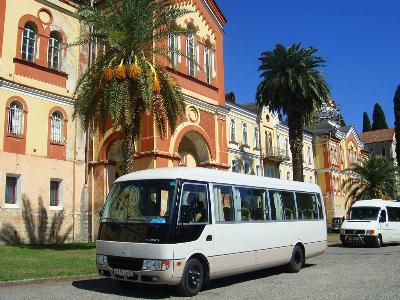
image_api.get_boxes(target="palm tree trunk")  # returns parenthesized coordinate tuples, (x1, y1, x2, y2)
(121, 124, 135, 174)
(288, 114, 304, 182)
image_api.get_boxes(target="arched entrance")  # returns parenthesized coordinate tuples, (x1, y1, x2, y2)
(106, 139, 124, 190)
(178, 131, 211, 167)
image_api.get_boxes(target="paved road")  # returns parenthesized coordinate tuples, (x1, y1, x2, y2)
(1, 244, 400, 300)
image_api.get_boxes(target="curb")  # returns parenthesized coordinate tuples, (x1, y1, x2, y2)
(0, 274, 99, 288)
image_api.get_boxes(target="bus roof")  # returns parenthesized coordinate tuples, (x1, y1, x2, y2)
(352, 199, 400, 208)
(115, 167, 321, 193)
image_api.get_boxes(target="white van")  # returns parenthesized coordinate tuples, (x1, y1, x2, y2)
(340, 199, 400, 247)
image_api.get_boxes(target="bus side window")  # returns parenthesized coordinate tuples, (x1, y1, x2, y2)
(269, 190, 296, 221)
(213, 185, 234, 222)
(316, 194, 324, 220)
(179, 183, 208, 224)
(296, 193, 318, 220)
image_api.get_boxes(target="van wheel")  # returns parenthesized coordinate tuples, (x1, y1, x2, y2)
(177, 259, 204, 297)
(287, 245, 303, 273)
(374, 235, 382, 248)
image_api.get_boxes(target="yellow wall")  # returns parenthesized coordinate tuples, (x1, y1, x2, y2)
(1, 0, 81, 97)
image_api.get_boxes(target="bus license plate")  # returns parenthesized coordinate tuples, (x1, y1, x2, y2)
(346, 236, 359, 242)
(114, 269, 134, 277)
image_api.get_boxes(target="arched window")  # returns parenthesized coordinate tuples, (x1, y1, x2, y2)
(50, 111, 63, 143)
(22, 23, 37, 62)
(242, 123, 248, 145)
(254, 127, 259, 148)
(287, 171, 291, 180)
(168, 34, 176, 66)
(381, 146, 386, 157)
(230, 119, 235, 141)
(48, 31, 62, 70)
(7, 101, 24, 135)
(285, 138, 289, 157)
(308, 146, 312, 165)
(186, 33, 195, 77)
(204, 45, 212, 84)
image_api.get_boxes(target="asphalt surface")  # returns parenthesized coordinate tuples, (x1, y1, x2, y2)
(1, 243, 400, 300)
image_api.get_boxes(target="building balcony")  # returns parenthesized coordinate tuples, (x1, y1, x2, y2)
(263, 147, 290, 162)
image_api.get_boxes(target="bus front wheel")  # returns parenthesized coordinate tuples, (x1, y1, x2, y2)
(177, 258, 204, 297)
(287, 245, 303, 273)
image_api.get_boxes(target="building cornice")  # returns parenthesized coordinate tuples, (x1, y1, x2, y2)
(0, 78, 74, 107)
(184, 94, 228, 116)
(226, 102, 258, 120)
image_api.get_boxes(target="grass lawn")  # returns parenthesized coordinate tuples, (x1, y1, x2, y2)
(0, 243, 97, 281)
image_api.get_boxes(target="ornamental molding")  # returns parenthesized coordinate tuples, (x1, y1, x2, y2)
(0, 78, 74, 107)
(183, 94, 228, 116)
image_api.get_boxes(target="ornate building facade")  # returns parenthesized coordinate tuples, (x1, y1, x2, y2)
(88, 0, 229, 238)
(0, 0, 88, 243)
(307, 100, 367, 227)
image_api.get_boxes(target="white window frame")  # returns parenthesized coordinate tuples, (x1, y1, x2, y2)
(50, 178, 63, 209)
(168, 34, 177, 66)
(230, 119, 236, 142)
(254, 127, 259, 148)
(204, 46, 212, 84)
(7, 101, 24, 136)
(48, 32, 62, 70)
(186, 33, 195, 77)
(5, 174, 21, 208)
(21, 23, 36, 62)
(50, 111, 63, 143)
(242, 123, 248, 146)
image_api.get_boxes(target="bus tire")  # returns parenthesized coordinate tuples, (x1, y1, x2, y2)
(287, 245, 303, 273)
(177, 258, 204, 297)
(374, 234, 382, 248)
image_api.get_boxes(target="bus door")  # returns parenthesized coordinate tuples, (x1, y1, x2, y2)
(378, 209, 389, 241)
(176, 182, 213, 258)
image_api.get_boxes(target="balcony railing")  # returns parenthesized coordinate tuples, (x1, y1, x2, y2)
(263, 147, 290, 162)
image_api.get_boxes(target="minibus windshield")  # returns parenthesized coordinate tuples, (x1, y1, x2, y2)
(100, 180, 176, 224)
(348, 207, 380, 220)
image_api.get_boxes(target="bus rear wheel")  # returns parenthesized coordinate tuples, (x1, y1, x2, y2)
(177, 258, 204, 297)
(287, 245, 303, 273)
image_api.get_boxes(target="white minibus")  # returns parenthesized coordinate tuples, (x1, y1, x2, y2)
(96, 167, 327, 296)
(340, 199, 400, 247)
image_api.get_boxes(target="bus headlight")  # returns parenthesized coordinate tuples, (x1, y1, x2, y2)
(142, 260, 170, 271)
(366, 230, 375, 236)
(96, 254, 108, 265)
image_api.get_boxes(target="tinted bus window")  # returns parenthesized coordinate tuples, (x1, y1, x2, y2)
(269, 190, 296, 221)
(179, 183, 208, 224)
(213, 185, 234, 222)
(233, 186, 267, 222)
(387, 207, 400, 222)
(296, 193, 319, 220)
(316, 194, 324, 220)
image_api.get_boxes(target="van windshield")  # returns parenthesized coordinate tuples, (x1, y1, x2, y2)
(348, 207, 380, 221)
(100, 180, 176, 223)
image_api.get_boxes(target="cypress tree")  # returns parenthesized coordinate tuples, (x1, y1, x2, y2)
(339, 113, 346, 126)
(372, 103, 388, 130)
(394, 85, 400, 166)
(362, 112, 372, 132)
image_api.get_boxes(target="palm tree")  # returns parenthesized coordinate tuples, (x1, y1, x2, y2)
(343, 155, 397, 206)
(71, 0, 191, 174)
(256, 43, 330, 181)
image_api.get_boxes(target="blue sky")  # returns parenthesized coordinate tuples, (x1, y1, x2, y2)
(218, 0, 400, 132)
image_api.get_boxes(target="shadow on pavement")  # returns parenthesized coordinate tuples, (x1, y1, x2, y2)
(72, 264, 316, 298)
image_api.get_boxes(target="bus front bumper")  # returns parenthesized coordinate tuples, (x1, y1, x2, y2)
(96, 262, 182, 285)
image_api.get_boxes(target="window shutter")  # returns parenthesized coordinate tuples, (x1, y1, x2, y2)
(177, 35, 181, 63)
(212, 52, 216, 78)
